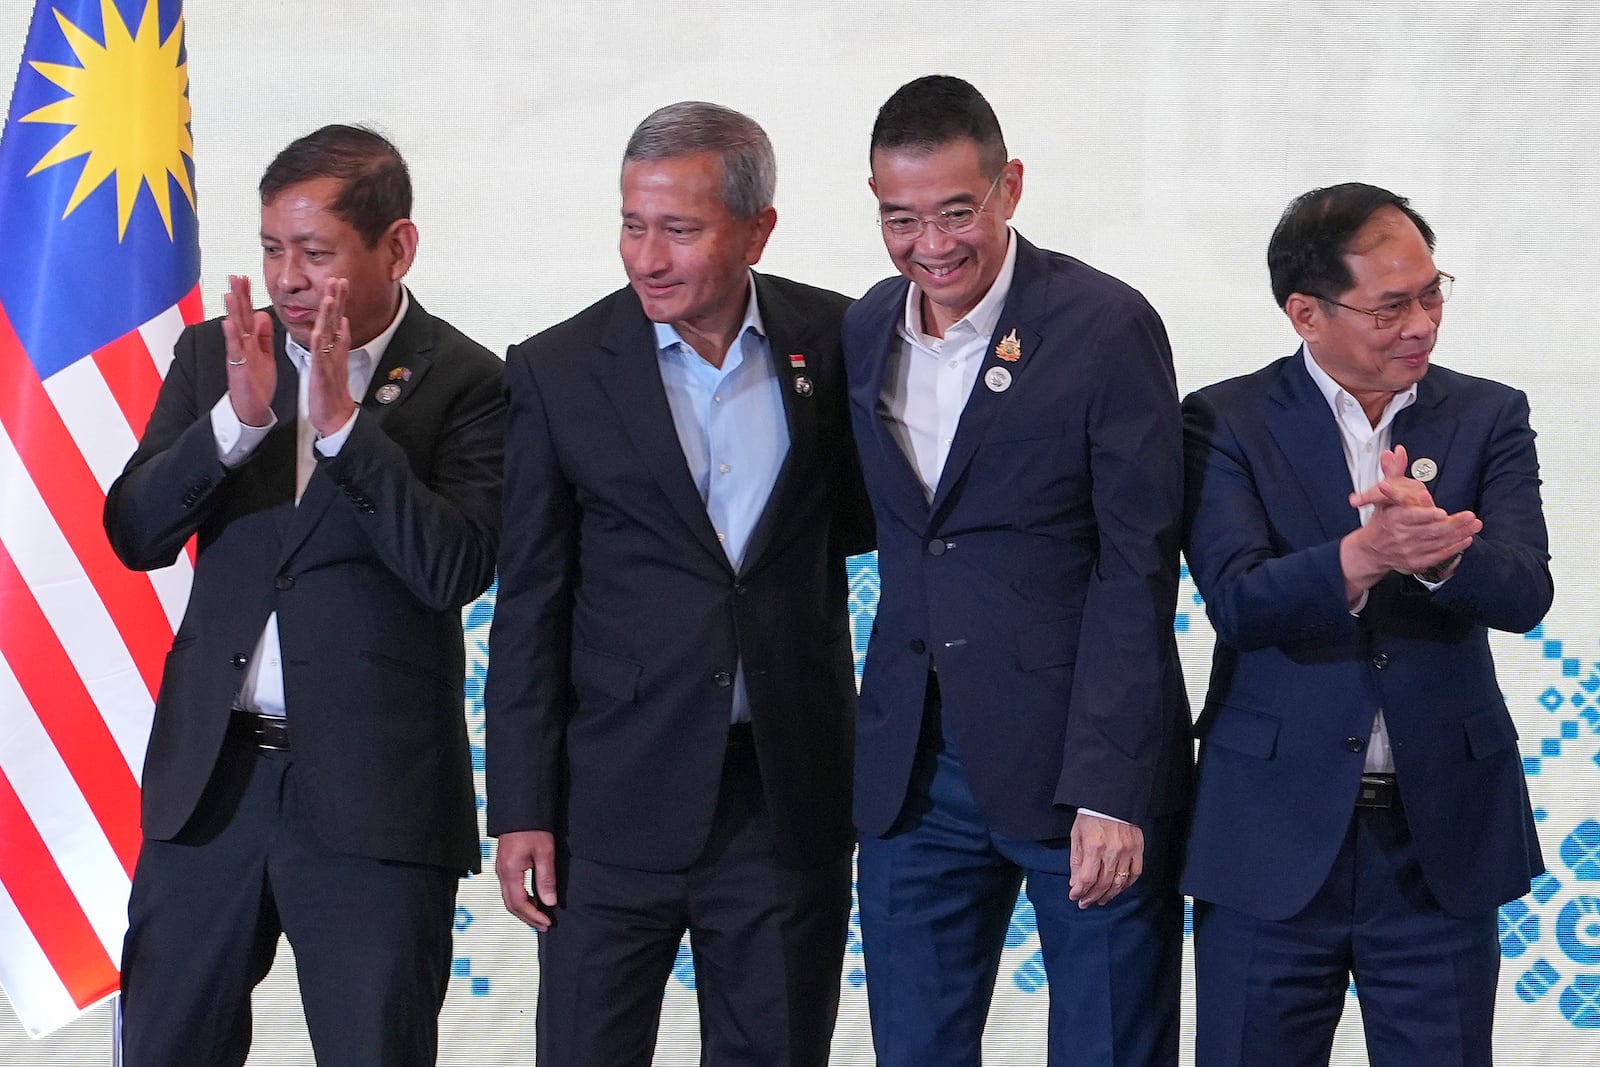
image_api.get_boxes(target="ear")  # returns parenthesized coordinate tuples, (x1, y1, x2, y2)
(383, 218, 419, 282)
(744, 205, 778, 266)
(868, 174, 878, 200)
(1282, 292, 1322, 344)
(998, 158, 1024, 221)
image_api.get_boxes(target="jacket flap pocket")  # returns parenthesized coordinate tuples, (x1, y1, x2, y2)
(571, 647, 642, 702)
(1017, 617, 1078, 672)
(1200, 706, 1280, 759)
(1464, 707, 1518, 760)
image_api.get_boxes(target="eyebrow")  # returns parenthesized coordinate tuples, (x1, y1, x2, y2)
(877, 193, 980, 215)
(1372, 272, 1443, 302)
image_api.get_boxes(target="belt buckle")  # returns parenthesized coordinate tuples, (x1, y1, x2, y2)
(1356, 773, 1396, 809)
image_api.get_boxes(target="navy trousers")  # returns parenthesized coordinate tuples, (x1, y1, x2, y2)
(120, 732, 459, 1067)
(1193, 794, 1501, 1067)
(857, 695, 1183, 1066)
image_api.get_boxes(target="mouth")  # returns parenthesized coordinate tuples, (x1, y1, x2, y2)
(916, 257, 968, 283)
(277, 304, 317, 325)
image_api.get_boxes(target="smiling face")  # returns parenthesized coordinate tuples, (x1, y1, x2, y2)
(618, 152, 775, 346)
(1288, 205, 1443, 421)
(869, 137, 1021, 338)
(259, 176, 413, 349)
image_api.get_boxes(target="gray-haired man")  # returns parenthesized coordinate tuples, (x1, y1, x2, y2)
(486, 101, 871, 1066)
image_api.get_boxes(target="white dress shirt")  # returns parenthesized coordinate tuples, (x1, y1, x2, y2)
(1302, 345, 1418, 774)
(210, 290, 407, 717)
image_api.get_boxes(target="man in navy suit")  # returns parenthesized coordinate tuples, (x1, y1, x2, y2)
(486, 102, 869, 1066)
(1182, 183, 1551, 1066)
(844, 75, 1191, 1065)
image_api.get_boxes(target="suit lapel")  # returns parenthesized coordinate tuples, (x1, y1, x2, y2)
(857, 281, 941, 533)
(928, 236, 1045, 522)
(1389, 374, 1456, 498)
(1264, 351, 1362, 541)
(594, 288, 731, 569)
(739, 276, 817, 575)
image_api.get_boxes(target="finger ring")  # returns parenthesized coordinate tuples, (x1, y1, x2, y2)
(1114, 871, 1129, 881)
(227, 358, 247, 366)
(320, 344, 336, 356)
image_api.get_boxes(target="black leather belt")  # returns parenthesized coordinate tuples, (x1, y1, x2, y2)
(1356, 773, 1397, 809)
(230, 709, 290, 751)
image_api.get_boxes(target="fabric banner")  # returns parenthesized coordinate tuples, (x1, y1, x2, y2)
(0, 0, 198, 1038)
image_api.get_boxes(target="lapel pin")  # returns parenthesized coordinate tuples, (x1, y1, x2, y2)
(984, 366, 1012, 393)
(788, 353, 807, 369)
(375, 383, 402, 404)
(794, 376, 813, 397)
(995, 329, 1022, 362)
(1410, 457, 1438, 483)
(387, 366, 413, 382)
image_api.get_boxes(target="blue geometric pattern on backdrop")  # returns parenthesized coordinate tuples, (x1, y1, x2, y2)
(456, 559, 1598, 1031)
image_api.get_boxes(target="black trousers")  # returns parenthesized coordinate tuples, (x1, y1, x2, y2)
(120, 731, 459, 1067)
(534, 731, 852, 1067)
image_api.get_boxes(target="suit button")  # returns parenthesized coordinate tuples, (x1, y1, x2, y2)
(927, 540, 947, 556)
(735, 584, 749, 597)
(1371, 653, 1389, 670)
(275, 575, 295, 591)
(230, 652, 249, 669)
(909, 639, 926, 654)
(713, 671, 733, 688)
(1345, 736, 1366, 753)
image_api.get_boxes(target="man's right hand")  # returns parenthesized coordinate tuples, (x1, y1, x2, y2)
(495, 829, 560, 931)
(221, 274, 276, 427)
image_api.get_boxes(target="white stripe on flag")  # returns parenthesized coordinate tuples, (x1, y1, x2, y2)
(42, 356, 193, 634)
(0, 880, 83, 1039)
(138, 303, 185, 380)
(0, 423, 155, 774)
(0, 653, 129, 961)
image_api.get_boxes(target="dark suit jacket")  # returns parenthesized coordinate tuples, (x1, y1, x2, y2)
(104, 294, 503, 873)
(485, 275, 870, 872)
(1181, 351, 1550, 919)
(844, 234, 1192, 841)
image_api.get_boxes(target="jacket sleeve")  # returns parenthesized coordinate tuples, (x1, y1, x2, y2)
(484, 346, 577, 837)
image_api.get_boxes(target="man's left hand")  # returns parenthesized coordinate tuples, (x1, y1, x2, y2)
(308, 277, 355, 437)
(1069, 811, 1144, 908)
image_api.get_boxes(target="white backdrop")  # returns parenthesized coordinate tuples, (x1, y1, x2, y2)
(3, 1, 1599, 1062)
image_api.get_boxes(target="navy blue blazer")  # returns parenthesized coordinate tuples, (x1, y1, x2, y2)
(844, 234, 1192, 841)
(1181, 351, 1550, 920)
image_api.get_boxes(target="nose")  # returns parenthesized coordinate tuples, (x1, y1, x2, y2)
(913, 222, 957, 257)
(275, 252, 308, 294)
(632, 230, 670, 277)
(1399, 293, 1439, 337)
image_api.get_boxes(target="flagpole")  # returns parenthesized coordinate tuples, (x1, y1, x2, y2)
(112, 994, 123, 1067)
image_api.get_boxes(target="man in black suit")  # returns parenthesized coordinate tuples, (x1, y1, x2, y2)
(105, 125, 504, 1066)
(486, 101, 869, 1066)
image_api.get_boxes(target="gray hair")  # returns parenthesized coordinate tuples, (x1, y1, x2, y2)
(623, 101, 776, 219)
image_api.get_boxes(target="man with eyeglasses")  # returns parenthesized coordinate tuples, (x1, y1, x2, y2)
(843, 75, 1191, 1065)
(1181, 182, 1551, 1066)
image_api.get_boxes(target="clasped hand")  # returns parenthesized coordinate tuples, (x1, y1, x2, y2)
(222, 275, 355, 436)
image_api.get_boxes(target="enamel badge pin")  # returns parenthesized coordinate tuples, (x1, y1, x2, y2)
(984, 367, 1012, 393)
(1410, 457, 1438, 483)
(375, 383, 402, 404)
(995, 329, 1022, 362)
(794, 376, 813, 397)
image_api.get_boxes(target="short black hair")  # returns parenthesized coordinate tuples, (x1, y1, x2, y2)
(259, 124, 411, 248)
(1267, 182, 1436, 308)
(869, 75, 1008, 177)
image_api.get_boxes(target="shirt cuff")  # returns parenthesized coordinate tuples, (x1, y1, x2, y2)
(211, 393, 275, 468)
(1076, 807, 1129, 826)
(314, 407, 361, 458)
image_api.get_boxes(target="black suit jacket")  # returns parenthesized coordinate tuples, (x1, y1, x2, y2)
(104, 294, 503, 873)
(485, 275, 870, 872)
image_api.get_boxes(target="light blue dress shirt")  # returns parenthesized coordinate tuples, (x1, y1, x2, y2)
(653, 276, 789, 724)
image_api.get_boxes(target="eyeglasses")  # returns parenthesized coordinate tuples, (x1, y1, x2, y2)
(1316, 271, 1454, 330)
(878, 172, 1004, 240)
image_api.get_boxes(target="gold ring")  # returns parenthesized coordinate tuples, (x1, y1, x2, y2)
(320, 345, 335, 356)
(1113, 872, 1129, 881)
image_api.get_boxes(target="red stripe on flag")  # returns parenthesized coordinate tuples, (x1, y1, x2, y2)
(0, 767, 120, 1010)
(0, 539, 143, 876)
(0, 300, 171, 701)
(93, 330, 164, 442)
(178, 284, 204, 325)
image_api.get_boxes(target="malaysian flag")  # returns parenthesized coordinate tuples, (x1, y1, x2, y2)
(0, 0, 198, 1038)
